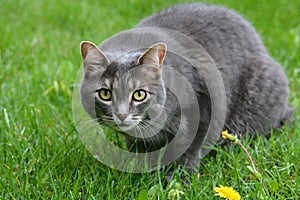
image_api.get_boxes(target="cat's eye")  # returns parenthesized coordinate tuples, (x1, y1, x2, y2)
(98, 89, 112, 101)
(132, 90, 147, 102)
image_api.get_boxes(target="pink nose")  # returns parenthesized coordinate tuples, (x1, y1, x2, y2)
(117, 113, 128, 121)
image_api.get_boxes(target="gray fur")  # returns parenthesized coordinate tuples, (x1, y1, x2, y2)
(80, 3, 293, 168)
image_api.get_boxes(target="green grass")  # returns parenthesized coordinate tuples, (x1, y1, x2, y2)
(1, 0, 299, 199)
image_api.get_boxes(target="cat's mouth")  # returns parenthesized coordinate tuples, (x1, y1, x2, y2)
(101, 120, 135, 132)
(100, 114, 142, 132)
(107, 119, 139, 131)
(111, 123, 136, 133)
(117, 122, 132, 128)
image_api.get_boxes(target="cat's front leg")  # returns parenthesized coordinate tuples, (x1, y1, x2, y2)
(166, 123, 210, 181)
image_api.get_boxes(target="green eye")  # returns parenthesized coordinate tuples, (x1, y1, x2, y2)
(98, 89, 112, 101)
(132, 90, 147, 102)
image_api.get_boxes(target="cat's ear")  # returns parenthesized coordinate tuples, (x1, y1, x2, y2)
(80, 41, 110, 77)
(137, 43, 167, 70)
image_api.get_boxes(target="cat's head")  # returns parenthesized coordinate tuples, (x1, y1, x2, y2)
(80, 41, 167, 133)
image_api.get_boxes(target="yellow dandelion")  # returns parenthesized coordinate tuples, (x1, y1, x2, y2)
(221, 130, 238, 142)
(220, 130, 262, 180)
(214, 185, 241, 200)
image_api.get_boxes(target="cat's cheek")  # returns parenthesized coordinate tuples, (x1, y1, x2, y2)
(148, 104, 165, 121)
(133, 102, 152, 117)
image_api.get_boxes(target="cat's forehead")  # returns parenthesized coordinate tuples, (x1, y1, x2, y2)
(113, 51, 141, 65)
(112, 76, 140, 90)
(100, 65, 143, 90)
(102, 52, 140, 77)
(99, 50, 159, 90)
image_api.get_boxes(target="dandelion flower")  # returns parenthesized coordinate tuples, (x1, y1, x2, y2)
(220, 130, 262, 179)
(214, 185, 241, 200)
(221, 130, 238, 142)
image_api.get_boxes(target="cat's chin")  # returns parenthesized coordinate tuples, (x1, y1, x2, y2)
(110, 123, 137, 132)
(117, 124, 135, 132)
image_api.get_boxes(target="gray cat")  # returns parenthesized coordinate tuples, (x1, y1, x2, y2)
(79, 3, 293, 169)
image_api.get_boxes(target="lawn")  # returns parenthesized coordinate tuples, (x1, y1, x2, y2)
(0, 0, 299, 199)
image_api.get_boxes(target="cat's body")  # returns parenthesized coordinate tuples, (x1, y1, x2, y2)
(80, 3, 293, 168)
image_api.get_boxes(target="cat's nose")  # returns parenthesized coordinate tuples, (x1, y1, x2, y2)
(116, 113, 128, 121)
